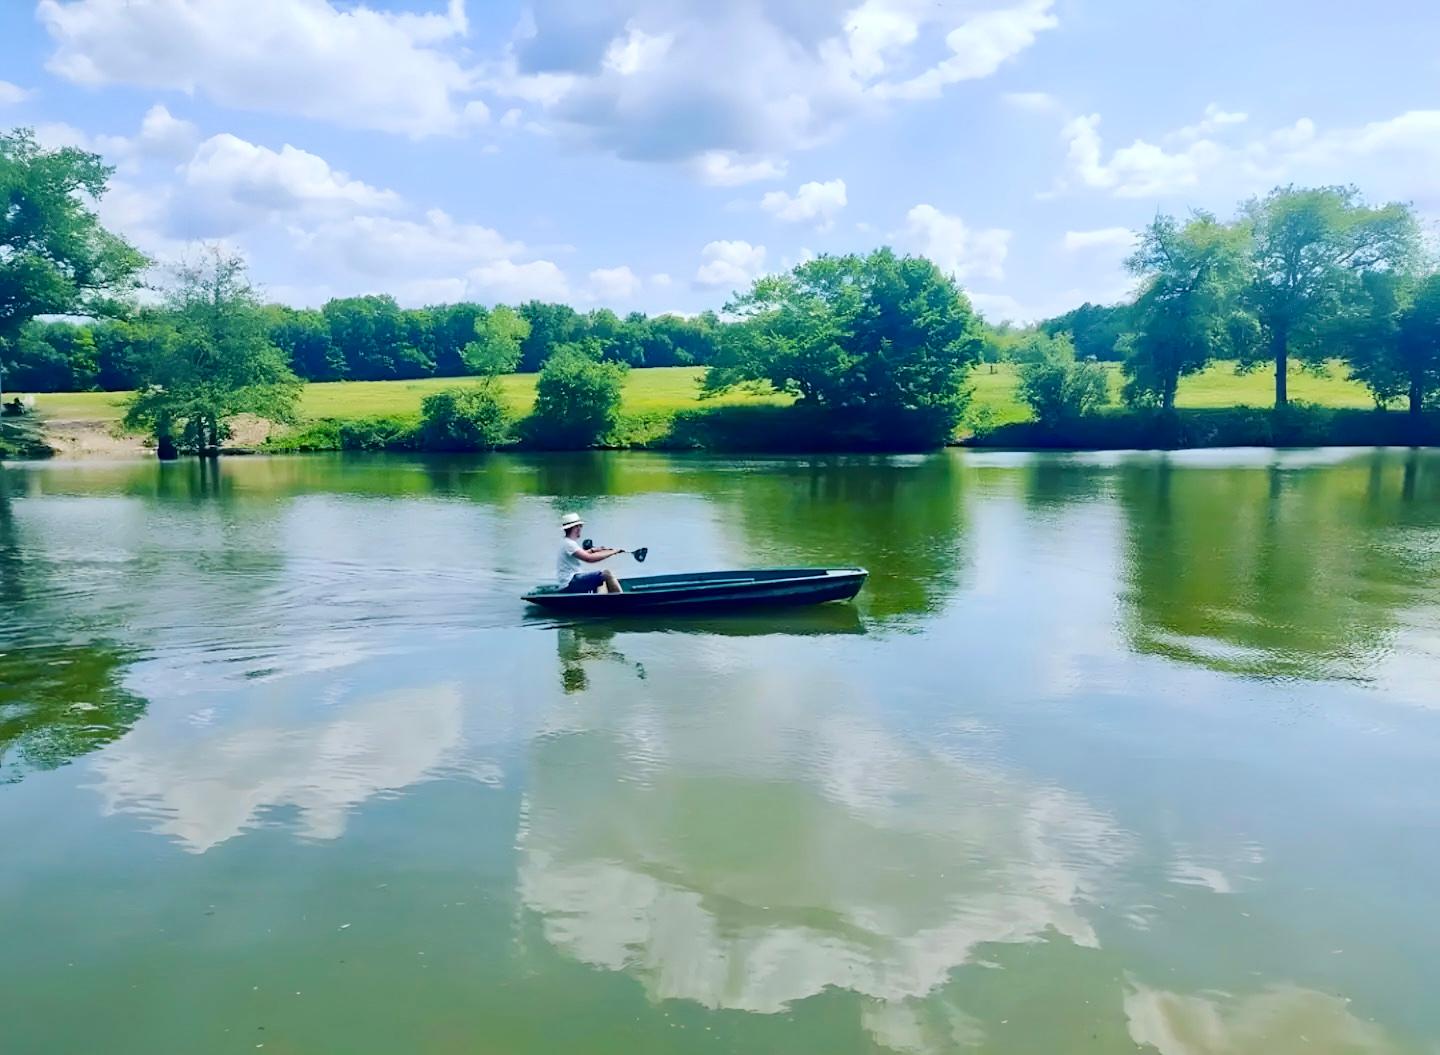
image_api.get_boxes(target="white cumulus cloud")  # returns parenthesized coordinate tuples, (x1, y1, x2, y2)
(1058, 105, 1440, 206)
(588, 265, 643, 301)
(695, 240, 766, 289)
(693, 151, 788, 187)
(291, 210, 522, 278)
(173, 133, 401, 237)
(35, 107, 571, 308)
(137, 104, 198, 158)
(760, 178, 847, 229)
(0, 80, 32, 105)
(466, 259, 571, 303)
(900, 204, 1009, 281)
(37, 0, 484, 137)
(495, 0, 1057, 173)
(1169, 103, 1249, 142)
(870, 0, 1059, 101)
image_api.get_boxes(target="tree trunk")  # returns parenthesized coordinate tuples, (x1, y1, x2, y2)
(1273, 330, 1289, 410)
(1409, 374, 1426, 447)
(1162, 373, 1177, 413)
(201, 416, 220, 458)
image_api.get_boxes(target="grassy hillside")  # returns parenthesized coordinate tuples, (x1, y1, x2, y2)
(15, 360, 1378, 430)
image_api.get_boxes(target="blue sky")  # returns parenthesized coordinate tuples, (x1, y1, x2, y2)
(2, 0, 1437, 322)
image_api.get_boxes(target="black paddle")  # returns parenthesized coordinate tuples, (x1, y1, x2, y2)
(584, 539, 648, 563)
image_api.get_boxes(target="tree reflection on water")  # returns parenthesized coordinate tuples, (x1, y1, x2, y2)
(1117, 450, 1440, 681)
(0, 643, 147, 784)
(1, 472, 147, 782)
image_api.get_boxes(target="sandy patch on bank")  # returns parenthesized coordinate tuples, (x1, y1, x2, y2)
(36, 416, 275, 459)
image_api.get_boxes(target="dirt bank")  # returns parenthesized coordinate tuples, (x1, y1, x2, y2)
(26, 416, 276, 459)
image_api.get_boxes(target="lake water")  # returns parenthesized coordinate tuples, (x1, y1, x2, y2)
(2, 449, 1439, 1054)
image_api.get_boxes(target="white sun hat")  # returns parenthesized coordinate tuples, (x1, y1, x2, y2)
(560, 512, 584, 530)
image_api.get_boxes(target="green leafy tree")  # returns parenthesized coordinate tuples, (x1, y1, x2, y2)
(612, 311, 651, 366)
(707, 249, 980, 434)
(427, 302, 487, 376)
(648, 311, 720, 367)
(399, 306, 436, 379)
(1038, 302, 1132, 362)
(582, 308, 623, 358)
(977, 321, 1024, 371)
(1123, 212, 1254, 411)
(417, 386, 511, 451)
(124, 250, 301, 456)
(321, 294, 431, 380)
(1008, 330, 1060, 365)
(264, 305, 344, 381)
(526, 345, 627, 447)
(462, 304, 529, 376)
(1016, 332, 1110, 427)
(518, 301, 582, 372)
(1243, 185, 1420, 408)
(1, 128, 146, 399)
(7, 321, 99, 391)
(92, 313, 166, 390)
(1399, 275, 1440, 417)
(1339, 271, 1440, 419)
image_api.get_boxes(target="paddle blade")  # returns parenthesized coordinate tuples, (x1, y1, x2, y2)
(632, 547, 648, 563)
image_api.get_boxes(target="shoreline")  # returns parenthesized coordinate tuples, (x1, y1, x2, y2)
(8, 429, 1436, 465)
(9, 397, 1439, 463)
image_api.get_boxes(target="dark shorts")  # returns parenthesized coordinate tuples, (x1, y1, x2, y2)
(561, 571, 606, 594)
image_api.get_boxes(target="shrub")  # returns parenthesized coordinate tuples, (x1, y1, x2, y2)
(1016, 336, 1110, 428)
(264, 415, 417, 452)
(264, 419, 341, 452)
(964, 406, 1440, 450)
(417, 386, 511, 452)
(0, 418, 55, 459)
(657, 403, 958, 452)
(523, 347, 627, 448)
(339, 416, 418, 451)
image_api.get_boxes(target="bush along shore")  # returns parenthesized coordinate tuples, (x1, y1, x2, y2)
(263, 402, 966, 455)
(965, 404, 1440, 451)
(256, 398, 1440, 456)
(0, 417, 55, 459)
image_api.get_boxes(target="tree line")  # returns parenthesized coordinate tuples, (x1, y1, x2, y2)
(6, 296, 725, 393)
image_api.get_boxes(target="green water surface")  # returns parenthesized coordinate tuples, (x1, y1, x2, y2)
(2, 449, 1438, 1054)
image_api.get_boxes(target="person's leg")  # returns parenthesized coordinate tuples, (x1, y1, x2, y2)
(601, 569, 623, 594)
(563, 571, 606, 594)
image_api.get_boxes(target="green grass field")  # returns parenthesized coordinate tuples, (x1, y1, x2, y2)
(16, 360, 1377, 429)
(968, 360, 1375, 426)
(16, 366, 784, 424)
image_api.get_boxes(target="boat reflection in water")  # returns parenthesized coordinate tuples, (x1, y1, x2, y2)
(542, 605, 866, 694)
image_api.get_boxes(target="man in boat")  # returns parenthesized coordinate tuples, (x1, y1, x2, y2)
(557, 513, 624, 594)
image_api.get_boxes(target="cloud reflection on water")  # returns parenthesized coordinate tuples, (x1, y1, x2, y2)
(93, 683, 467, 852)
(1124, 982, 1406, 1055)
(517, 663, 1133, 1034)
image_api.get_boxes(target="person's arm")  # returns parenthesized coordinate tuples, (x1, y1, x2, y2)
(576, 546, 622, 563)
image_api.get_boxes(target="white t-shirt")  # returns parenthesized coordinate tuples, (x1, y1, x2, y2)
(557, 537, 585, 585)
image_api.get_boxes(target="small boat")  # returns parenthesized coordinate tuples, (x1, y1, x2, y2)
(523, 567, 867, 614)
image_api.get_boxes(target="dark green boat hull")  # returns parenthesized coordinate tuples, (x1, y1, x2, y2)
(523, 567, 867, 614)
